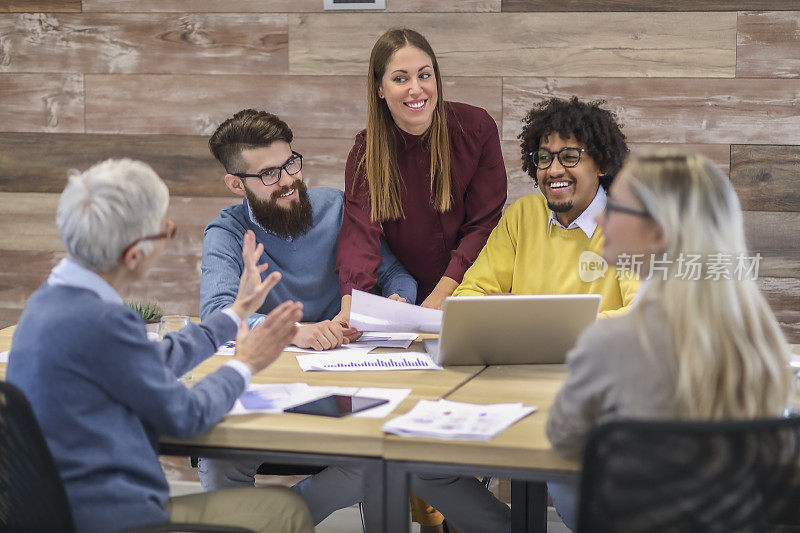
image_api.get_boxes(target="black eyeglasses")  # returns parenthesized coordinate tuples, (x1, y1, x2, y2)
(604, 199, 650, 218)
(530, 147, 586, 170)
(232, 151, 303, 187)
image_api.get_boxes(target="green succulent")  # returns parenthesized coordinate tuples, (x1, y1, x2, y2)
(126, 300, 164, 322)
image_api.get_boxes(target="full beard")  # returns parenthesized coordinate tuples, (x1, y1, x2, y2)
(245, 179, 313, 240)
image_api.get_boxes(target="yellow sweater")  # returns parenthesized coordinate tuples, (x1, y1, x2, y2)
(454, 194, 639, 318)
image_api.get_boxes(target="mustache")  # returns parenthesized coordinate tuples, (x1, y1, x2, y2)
(270, 179, 304, 202)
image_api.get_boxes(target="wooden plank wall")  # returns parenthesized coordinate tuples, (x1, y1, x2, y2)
(0, 1, 798, 342)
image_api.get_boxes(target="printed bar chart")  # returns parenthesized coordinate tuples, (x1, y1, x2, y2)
(296, 352, 442, 372)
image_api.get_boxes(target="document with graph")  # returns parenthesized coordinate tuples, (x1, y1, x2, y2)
(295, 351, 442, 372)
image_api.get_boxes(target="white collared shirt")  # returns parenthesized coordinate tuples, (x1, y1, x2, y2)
(547, 186, 607, 239)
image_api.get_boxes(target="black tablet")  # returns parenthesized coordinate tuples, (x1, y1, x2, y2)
(284, 395, 389, 417)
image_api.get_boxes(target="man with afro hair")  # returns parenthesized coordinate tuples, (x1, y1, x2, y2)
(454, 96, 639, 318)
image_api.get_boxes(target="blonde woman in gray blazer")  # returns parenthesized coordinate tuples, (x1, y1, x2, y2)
(545, 151, 792, 530)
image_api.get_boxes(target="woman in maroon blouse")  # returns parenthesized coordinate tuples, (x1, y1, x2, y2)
(335, 28, 507, 323)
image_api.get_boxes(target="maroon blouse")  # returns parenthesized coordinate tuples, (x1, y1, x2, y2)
(336, 101, 507, 303)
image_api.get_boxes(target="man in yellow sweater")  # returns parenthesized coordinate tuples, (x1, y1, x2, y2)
(455, 97, 639, 317)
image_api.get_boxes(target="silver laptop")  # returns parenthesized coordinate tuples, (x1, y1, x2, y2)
(424, 294, 601, 366)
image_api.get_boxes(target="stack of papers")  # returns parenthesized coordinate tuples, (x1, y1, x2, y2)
(382, 399, 537, 441)
(349, 290, 443, 333)
(229, 382, 411, 418)
(215, 332, 419, 357)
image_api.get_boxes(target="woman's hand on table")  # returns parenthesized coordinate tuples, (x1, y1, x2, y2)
(230, 230, 281, 322)
(292, 321, 346, 351)
(234, 301, 303, 374)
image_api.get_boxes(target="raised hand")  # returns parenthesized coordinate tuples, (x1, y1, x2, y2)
(234, 301, 304, 374)
(230, 230, 281, 321)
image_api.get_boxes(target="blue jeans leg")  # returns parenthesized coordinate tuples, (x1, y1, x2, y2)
(547, 480, 579, 532)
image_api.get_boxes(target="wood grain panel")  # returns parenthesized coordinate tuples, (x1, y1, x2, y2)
(83, 0, 498, 12)
(0, 250, 64, 330)
(0, 133, 354, 196)
(502, 0, 800, 11)
(743, 211, 800, 279)
(0, 13, 287, 75)
(0, 0, 80, 12)
(737, 11, 800, 79)
(502, 78, 800, 143)
(0, 74, 83, 133)
(289, 12, 736, 77)
(731, 145, 800, 212)
(84, 74, 501, 137)
(758, 277, 800, 344)
(0, 192, 232, 319)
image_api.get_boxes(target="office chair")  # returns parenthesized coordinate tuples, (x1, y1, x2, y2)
(577, 418, 800, 533)
(0, 380, 76, 531)
(0, 381, 253, 533)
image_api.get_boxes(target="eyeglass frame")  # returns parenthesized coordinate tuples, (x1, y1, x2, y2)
(529, 147, 586, 170)
(604, 198, 650, 219)
(231, 151, 303, 187)
(122, 218, 177, 256)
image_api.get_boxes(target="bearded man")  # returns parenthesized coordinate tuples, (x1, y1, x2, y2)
(202, 109, 416, 350)
(198, 109, 417, 524)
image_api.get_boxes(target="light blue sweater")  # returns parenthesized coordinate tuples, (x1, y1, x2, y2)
(7, 284, 242, 533)
(201, 187, 417, 325)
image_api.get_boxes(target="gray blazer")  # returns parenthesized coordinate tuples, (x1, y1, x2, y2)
(546, 300, 679, 459)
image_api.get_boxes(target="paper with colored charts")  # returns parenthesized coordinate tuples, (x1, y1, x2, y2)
(295, 351, 442, 372)
(382, 399, 537, 441)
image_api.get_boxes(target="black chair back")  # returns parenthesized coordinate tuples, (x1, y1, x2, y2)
(0, 380, 75, 532)
(578, 418, 800, 533)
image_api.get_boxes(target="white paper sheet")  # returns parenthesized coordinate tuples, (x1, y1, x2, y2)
(295, 351, 442, 372)
(228, 382, 411, 418)
(284, 344, 369, 355)
(215, 342, 375, 357)
(349, 332, 418, 350)
(215, 340, 236, 356)
(382, 399, 537, 441)
(349, 290, 443, 333)
(0, 350, 8, 364)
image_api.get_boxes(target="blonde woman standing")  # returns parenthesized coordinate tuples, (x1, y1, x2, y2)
(546, 151, 792, 530)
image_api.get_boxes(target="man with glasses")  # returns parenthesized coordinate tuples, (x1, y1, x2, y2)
(7, 159, 313, 532)
(454, 96, 639, 318)
(199, 109, 417, 524)
(203, 108, 416, 350)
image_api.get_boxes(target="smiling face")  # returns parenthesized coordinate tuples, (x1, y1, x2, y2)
(224, 141, 313, 239)
(378, 45, 438, 135)
(234, 142, 302, 208)
(537, 134, 602, 227)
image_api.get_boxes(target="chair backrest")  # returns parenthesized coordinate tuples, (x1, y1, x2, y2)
(578, 418, 800, 533)
(0, 380, 75, 532)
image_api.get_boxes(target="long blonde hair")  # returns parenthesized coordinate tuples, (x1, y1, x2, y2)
(359, 28, 451, 222)
(628, 151, 791, 419)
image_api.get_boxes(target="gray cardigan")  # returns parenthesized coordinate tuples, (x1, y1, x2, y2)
(546, 300, 679, 459)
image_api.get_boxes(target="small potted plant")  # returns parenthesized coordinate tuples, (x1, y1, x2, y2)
(126, 300, 164, 340)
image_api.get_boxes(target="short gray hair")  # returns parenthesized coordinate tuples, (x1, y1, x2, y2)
(57, 158, 169, 272)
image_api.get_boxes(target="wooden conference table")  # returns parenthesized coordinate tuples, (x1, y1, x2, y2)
(0, 324, 577, 533)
